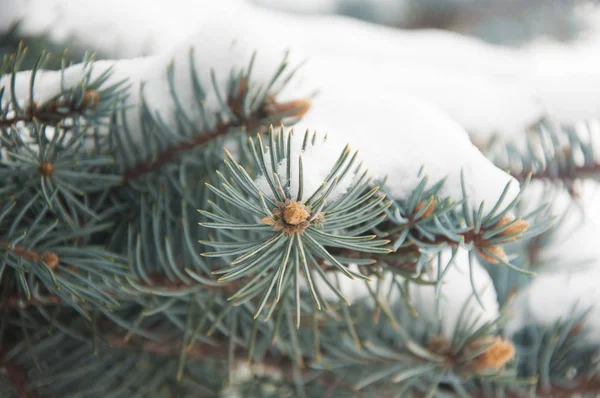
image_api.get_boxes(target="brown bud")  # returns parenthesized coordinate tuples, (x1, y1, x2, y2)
(415, 199, 436, 219)
(227, 76, 248, 117)
(494, 214, 529, 242)
(283, 201, 310, 225)
(477, 244, 507, 264)
(236, 76, 247, 99)
(426, 336, 452, 356)
(568, 322, 584, 338)
(264, 97, 311, 118)
(81, 90, 100, 108)
(470, 337, 515, 374)
(261, 216, 276, 226)
(42, 251, 59, 270)
(39, 162, 54, 177)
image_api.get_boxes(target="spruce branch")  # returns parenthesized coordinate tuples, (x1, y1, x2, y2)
(120, 97, 310, 183)
(0, 219, 127, 316)
(511, 314, 600, 396)
(383, 174, 552, 283)
(0, 240, 59, 270)
(200, 126, 391, 322)
(493, 120, 600, 187)
(0, 45, 127, 131)
(311, 300, 524, 396)
(117, 52, 311, 183)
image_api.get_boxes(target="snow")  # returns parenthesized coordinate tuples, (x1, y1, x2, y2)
(253, 130, 355, 203)
(0, 0, 243, 59)
(407, 249, 500, 339)
(251, 0, 338, 14)
(0, 0, 550, 139)
(0, 14, 301, 147)
(505, 270, 600, 344)
(6, 0, 600, 354)
(308, 249, 500, 340)
(7, 0, 600, 140)
(516, 180, 600, 273)
(505, 180, 600, 340)
(296, 93, 520, 214)
(2, 6, 520, 214)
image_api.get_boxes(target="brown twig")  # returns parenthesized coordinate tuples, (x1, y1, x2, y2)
(511, 163, 600, 184)
(0, 90, 101, 129)
(121, 117, 263, 183)
(2, 295, 64, 309)
(1, 240, 59, 270)
(120, 87, 311, 183)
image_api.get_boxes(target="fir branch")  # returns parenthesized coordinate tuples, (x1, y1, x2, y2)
(493, 120, 600, 186)
(120, 96, 310, 183)
(0, 46, 127, 132)
(120, 117, 262, 183)
(0, 89, 102, 128)
(0, 240, 59, 270)
(104, 335, 349, 393)
(119, 52, 311, 183)
(511, 161, 600, 184)
(383, 174, 551, 280)
(200, 127, 391, 320)
(397, 213, 528, 264)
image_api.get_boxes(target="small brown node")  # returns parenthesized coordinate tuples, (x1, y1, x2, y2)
(469, 336, 515, 374)
(39, 162, 54, 177)
(477, 244, 508, 264)
(81, 90, 101, 108)
(264, 97, 311, 118)
(493, 214, 529, 242)
(414, 199, 436, 219)
(261, 199, 320, 236)
(41, 251, 59, 270)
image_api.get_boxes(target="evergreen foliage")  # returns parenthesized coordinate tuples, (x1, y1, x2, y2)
(1, 34, 600, 398)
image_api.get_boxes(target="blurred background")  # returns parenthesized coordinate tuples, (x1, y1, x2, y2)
(2, 0, 600, 69)
(254, 0, 595, 45)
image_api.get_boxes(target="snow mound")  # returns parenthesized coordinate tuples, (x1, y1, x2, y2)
(298, 93, 520, 213)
